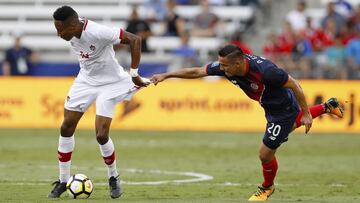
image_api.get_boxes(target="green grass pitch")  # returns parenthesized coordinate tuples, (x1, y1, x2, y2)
(0, 129, 359, 202)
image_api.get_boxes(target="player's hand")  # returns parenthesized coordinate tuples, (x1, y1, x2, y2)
(301, 111, 313, 134)
(150, 74, 167, 85)
(132, 76, 150, 87)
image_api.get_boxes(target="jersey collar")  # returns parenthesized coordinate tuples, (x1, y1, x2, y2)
(83, 18, 88, 31)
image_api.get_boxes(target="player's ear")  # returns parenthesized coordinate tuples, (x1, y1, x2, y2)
(235, 58, 243, 68)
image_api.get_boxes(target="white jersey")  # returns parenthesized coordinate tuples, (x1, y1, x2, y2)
(70, 18, 129, 86)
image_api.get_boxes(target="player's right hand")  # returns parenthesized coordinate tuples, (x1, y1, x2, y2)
(301, 111, 313, 134)
(150, 74, 167, 85)
(132, 76, 150, 87)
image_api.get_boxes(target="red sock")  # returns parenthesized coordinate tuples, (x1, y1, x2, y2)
(295, 104, 325, 128)
(58, 151, 72, 162)
(103, 152, 115, 165)
(262, 157, 278, 188)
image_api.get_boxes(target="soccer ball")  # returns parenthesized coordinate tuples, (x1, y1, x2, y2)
(66, 174, 93, 199)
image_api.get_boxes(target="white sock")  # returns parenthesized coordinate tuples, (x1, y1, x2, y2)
(58, 135, 74, 183)
(99, 138, 119, 178)
(59, 161, 71, 183)
(107, 161, 118, 178)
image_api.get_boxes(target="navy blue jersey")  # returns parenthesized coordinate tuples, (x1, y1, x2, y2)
(206, 54, 296, 111)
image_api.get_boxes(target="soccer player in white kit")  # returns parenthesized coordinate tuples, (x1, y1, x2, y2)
(48, 6, 150, 199)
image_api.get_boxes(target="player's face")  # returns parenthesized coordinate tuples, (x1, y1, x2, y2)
(218, 56, 242, 77)
(54, 20, 76, 41)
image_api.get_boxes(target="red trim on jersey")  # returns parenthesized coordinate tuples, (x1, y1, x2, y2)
(83, 18, 88, 30)
(119, 28, 123, 39)
(205, 64, 209, 75)
(244, 58, 250, 75)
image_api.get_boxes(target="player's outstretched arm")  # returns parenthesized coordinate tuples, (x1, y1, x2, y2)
(283, 75, 313, 133)
(150, 66, 207, 85)
(121, 30, 150, 87)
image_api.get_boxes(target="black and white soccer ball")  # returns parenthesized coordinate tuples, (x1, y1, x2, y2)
(66, 174, 93, 199)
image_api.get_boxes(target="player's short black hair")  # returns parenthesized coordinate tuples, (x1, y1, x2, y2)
(53, 5, 78, 21)
(218, 44, 244, 61)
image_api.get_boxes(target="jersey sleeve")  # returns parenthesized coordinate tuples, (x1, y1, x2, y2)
(98, 25, 123, 45)
(262, 66, 289, 87)
(206, 61, 225, 76)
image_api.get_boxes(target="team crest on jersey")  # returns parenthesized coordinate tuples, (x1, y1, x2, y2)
(250, 83, 259, 90)
(80, 51, 89, 59)
(90, 45, 96, 51)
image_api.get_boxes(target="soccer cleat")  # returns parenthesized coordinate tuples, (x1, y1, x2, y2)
(248, 185, 275, 201)
(47, 180, 67, 198)
(324, 98, 344, 118)
(109, 176, 123, 199)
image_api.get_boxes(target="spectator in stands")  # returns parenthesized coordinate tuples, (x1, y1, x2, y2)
(126, 7, 153, 53)
(230, 31, 253, 55)
(263, 32, 295, 74)
(292, 31, 313, 78)
(339, 22, 355, 45)
(304, 16, 327, 52)
(321, 1, 346, 35)
(286, 0, 307, 32)
(304, 17, 316, 46)
(345, 24, 360, 79)
(293, 32, 313, 60)
(348, 4, 360, 27)
(191, 0, 219, 37)
(263, 32, 293, 57)
(145, 0, 167, 22)
(323, 35, 347, 79)
(307, 18, 336, 52)
(172, 32, 198, 68)
(332, 0, 353, 19)
(263, 33, 283, 60)
(164, 0, 185, 36)
(2, 33, 37, 76)
(321, 18, 337, 47)
(278, 21, 295, 53)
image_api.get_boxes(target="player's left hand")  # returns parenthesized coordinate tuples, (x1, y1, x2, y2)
(132, 76, 151, 87)
(301, 111, 313, 134)
(150, 74, 167, 85)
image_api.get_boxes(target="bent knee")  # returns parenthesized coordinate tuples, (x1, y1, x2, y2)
(60, 120, 77, 137)
(259, 153, 275, 164)
(96, 132, 109, 145)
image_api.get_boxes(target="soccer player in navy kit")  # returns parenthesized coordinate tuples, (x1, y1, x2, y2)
(151, 45, 344, 201)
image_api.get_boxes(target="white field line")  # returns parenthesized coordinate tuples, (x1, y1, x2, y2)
(0, 165, 213, 185)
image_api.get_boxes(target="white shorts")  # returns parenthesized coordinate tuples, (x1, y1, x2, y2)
(64, 77, 139, 118)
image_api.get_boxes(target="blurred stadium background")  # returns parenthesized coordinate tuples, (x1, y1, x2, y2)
(0, 0, 359, 202)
